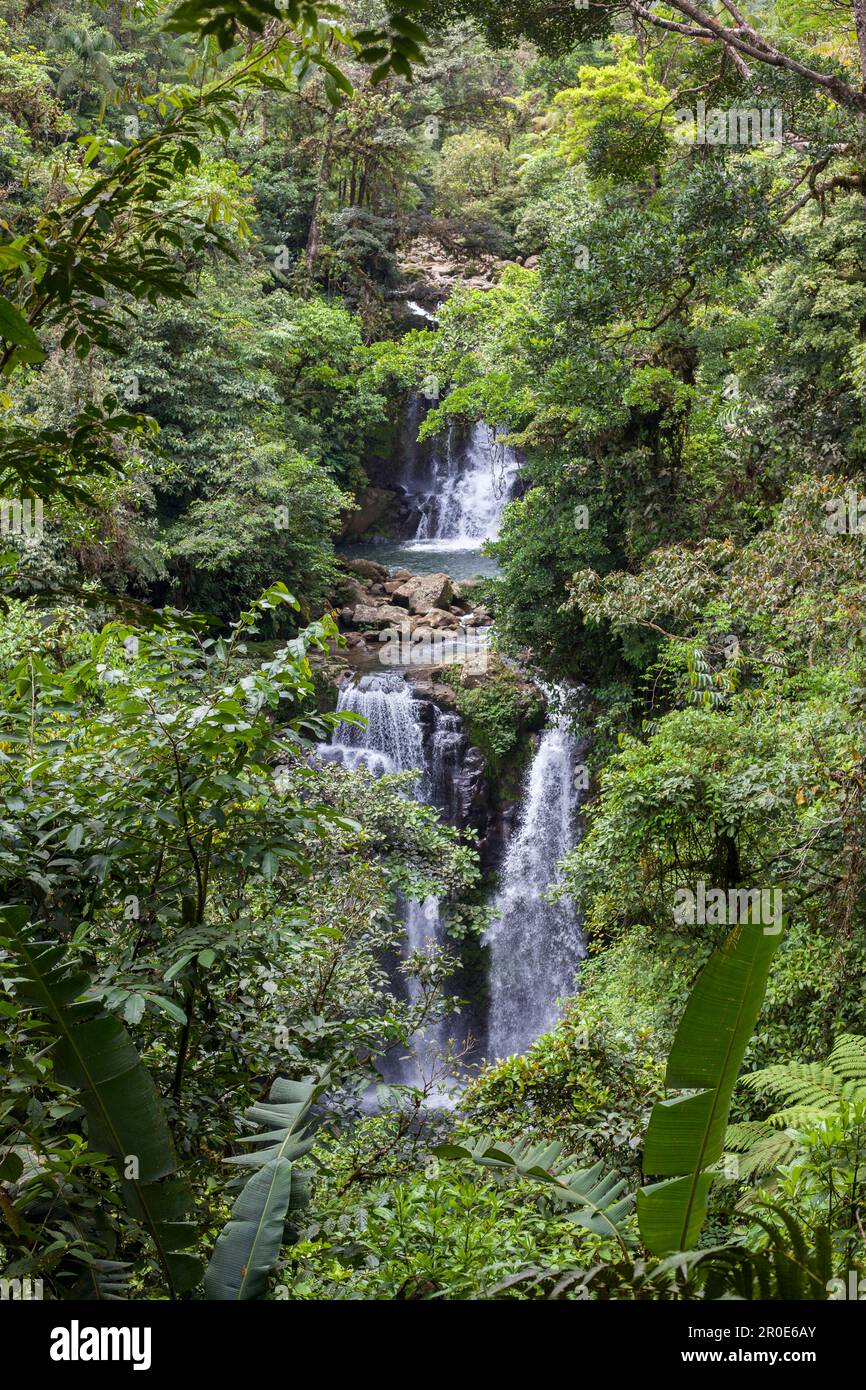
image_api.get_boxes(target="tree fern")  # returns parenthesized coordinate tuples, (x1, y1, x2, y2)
(726, 1033, 866, 1177)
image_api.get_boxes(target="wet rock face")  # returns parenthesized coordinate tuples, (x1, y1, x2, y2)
(407, 683, 515, 872)
(338, 487, 400, 541)
(392, 572, 454, 613)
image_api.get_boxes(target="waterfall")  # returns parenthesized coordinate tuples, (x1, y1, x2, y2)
(320, 673, 587, 1073)
(402, 415, 519, 546)
(406, 299, 438, 323)
(319, 673, 427, 788)
(319, 674, 450, 1079)
(404, 896, 442, 1005)
(484, 708, 586, 1059)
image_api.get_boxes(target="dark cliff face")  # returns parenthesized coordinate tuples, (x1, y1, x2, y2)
(408, 683, 518, 874)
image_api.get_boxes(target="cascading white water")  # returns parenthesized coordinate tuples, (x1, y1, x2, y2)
(484, 706, 586, 1059)
(320, 675, 586, 1071)
(406, 299, 438, 323)
(319, 673, 427, 789)
(406, 420, 519, 546)
(319, 674, 448, 1079)
(403, 896, 441, 1005)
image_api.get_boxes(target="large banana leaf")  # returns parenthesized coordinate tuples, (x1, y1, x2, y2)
(435, 1136, 634, 1250)
(0, 904, 202, 1294)
(205, 1075, 326, 1300)
(637, 914, 782, 1255)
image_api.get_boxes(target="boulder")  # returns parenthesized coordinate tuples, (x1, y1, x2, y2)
(332, 575, 367, 608)
(344, 557, 388, 583)
(345, 578, 367, 604)
(392, 571, 453, 614)
(351, 603, 409, 631)
(339, 487, 398, 540)
(424, 607, 460, 629)
(409, 676, 460, 708)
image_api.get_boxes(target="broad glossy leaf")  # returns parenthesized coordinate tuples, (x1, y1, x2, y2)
(638, 915, 783, 1254)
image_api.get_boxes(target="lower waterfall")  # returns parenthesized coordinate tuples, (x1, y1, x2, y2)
(319, 674, 449, 1081)
(320, 672, 585, 1074)
(484, 712, 586, 1059)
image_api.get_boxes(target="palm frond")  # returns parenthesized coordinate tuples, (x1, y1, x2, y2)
(0, 904, 201, 1295)
(434, 1136, 635, 1248)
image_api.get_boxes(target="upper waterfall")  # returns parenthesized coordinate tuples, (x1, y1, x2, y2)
(400, 409, 519, 547)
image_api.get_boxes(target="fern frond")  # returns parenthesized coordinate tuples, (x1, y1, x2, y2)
(828, 1033, 866, 1083)
(725, 1122, 799, 1177)
(745, 1060, 857, 1109)
(731, 1035, 866, 1182)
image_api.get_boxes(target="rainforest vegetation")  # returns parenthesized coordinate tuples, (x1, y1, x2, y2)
(2, 0, 866, 1306)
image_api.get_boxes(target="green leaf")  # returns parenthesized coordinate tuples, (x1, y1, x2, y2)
(434, 1136, 634, 1248)
(0, 904, 202, 1294)
(0, 295, 45, 363)
(66, 823, 85, 851)
(638, 914, 783, 1255)
(147, 993, 188, 1025)
(205, 1074, 326, 1300)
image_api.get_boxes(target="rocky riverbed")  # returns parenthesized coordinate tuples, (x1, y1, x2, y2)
(331, 556, 492, 691)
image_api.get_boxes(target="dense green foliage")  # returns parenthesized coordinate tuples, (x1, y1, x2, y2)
(2, 0, 866, 1304)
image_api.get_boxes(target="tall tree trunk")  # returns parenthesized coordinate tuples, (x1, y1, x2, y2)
(305, 111, 336, 275)
(855, 0, 866, 88)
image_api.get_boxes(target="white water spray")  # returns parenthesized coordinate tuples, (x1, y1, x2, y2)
(484, 702, 585, 1059)
(404, 420, 519, 546)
